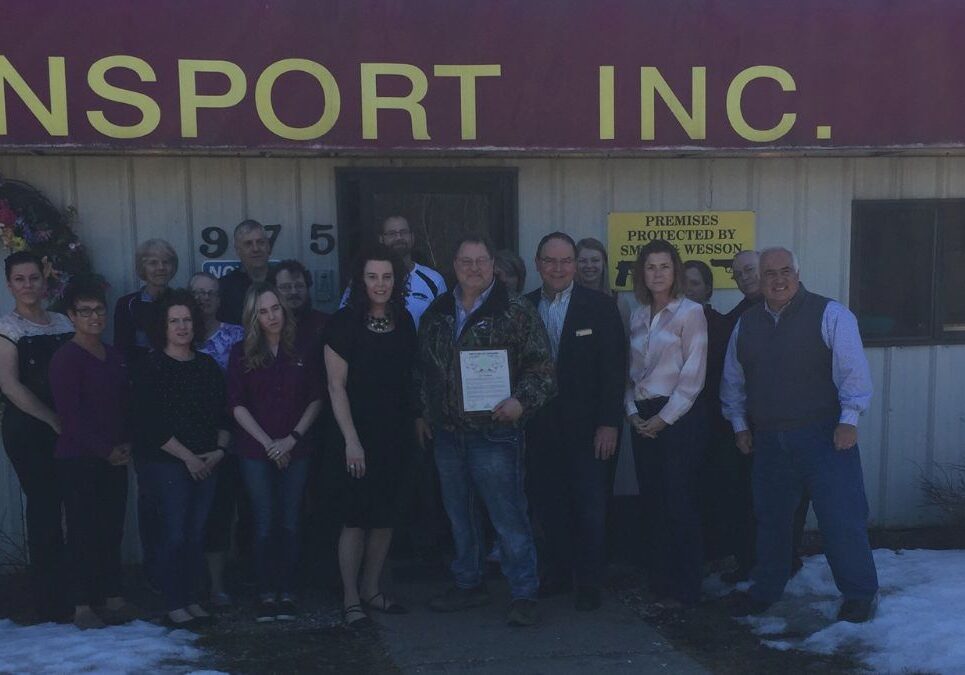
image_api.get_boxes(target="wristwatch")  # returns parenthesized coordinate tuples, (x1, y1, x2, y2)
(290, 430, 303, 442)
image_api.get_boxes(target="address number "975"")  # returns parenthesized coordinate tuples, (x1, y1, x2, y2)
(198, 223, 335, 259)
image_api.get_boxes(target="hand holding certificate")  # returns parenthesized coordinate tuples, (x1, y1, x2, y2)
(459, 349, 513, 415)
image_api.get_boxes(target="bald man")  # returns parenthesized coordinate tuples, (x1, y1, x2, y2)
(722, 247, 878, 623)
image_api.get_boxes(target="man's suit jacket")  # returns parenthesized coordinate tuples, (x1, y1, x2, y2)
(524, 284, 627, 449)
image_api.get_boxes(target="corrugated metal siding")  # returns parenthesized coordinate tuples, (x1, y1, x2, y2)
(0, 155, 962, 564)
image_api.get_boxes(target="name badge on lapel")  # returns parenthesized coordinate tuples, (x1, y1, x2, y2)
(575, 328, 593, 337)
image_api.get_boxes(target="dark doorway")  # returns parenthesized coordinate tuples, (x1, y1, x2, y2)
(335, 168, 518, 288)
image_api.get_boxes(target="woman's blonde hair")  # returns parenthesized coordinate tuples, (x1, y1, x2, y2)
(134, 238, 179, 281)
(241, 282, 297, 370)
(575, 237, 610, 292)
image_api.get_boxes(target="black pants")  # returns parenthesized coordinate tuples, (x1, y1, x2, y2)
(527, 417, 612, 588)
(2, 418, 68, 620)
(56, 458, 128, 606)
(632, 398, 705, 605)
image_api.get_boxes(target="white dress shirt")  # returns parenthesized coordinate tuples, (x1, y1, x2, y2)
(538, 282, 574, 362)
(625, 296, 708, 425)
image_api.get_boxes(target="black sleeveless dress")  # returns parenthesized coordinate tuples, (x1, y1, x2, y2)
(0, 311, 73, 619)
(324, 307, 418, 529)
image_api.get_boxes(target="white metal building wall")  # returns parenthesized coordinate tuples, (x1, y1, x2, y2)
(0, 154, 962, 562)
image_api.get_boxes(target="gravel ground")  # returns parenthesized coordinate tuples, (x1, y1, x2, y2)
(0, 526, 956, 674)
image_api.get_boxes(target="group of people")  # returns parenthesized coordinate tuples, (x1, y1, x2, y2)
(0, 212, 879, 634)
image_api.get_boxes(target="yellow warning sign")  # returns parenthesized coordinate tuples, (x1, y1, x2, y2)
(608, 211, 755, 291)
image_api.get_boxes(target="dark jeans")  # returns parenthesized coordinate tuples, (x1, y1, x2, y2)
(2, 420, 67, 620)
(434, 427, 538, 600)
(56, 458, 128, 607)
(137, 460, 217, 611)
(240, 457, 310, 597)
(750, 420, 879, 604)
(708, 436, 810, 574)
(134, 461, 161, 588)
(632, 398, 705, 606)
(527, 419, 611, 588)
(204, 453, 241, 554)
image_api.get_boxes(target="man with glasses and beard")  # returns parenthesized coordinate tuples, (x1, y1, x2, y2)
(270, 260, 330, 356)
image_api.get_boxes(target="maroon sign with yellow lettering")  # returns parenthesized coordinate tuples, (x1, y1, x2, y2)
(2, 0, 964, 153)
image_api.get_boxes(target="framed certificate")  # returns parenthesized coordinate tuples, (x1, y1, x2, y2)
(458, 348, 512, 415)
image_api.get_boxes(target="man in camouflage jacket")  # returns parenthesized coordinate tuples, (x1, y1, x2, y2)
(416, 234, 555, 627)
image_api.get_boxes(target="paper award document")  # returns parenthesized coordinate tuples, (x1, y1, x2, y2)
(458, 348, 512, 414)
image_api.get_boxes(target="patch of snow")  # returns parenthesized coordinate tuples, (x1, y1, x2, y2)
(703, 573, 750, 597)
(762, 639, 794, 651)
(723, 549, 965, 674)
(742, 615, 788, 635)
(0, 619, 209, 674)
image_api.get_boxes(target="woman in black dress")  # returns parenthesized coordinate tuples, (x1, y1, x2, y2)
(0, 251, 74, 622)
(325, 244, 417, 628)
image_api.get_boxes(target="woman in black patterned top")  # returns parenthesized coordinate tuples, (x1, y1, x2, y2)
(132, 289, 229, 629)
(0, 251, 74, 622)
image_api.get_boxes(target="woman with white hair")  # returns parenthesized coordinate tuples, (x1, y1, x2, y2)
(113, 238, 178, 594)
(114, 238, 179, 368)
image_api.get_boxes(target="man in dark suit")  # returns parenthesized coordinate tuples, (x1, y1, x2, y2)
(524, 232, 627, 611)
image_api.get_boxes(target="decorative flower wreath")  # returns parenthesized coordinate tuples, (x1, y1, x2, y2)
(0, 175, 95, 310)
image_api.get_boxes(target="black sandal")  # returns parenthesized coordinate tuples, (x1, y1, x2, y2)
(362, 592, 409, 615)
(342, 604, 373, 628)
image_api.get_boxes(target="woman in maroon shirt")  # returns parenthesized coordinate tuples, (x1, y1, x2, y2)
(50, 277, 139, 630)
(227, 282, 323, 623)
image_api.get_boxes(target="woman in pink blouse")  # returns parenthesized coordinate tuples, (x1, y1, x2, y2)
(625, 239, 708, 608)
(227, 282, 323, 623)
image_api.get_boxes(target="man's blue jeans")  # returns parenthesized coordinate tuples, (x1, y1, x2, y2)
(434, 427, 538, 600)
(240, 457, 310, 597)
(750, 419, 879, 604)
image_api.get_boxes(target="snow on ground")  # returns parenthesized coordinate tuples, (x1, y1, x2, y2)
(709, 548, 965, 674)
(0, 619, 211, 674)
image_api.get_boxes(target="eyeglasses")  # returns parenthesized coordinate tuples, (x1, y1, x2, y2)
(456, 257, 493, 269)
(192, 289, 219, 298)
(277, 283, 307, 293)
(73, 306, 107, 318)
(539, 256, 575, 268)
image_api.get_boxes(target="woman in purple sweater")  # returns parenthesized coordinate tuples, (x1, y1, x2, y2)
(50, 277, 139, 630)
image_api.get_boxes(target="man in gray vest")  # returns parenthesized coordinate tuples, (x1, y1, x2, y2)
(721, 247, 878, 623)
